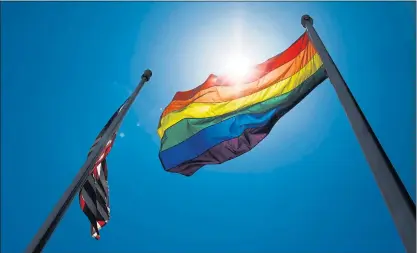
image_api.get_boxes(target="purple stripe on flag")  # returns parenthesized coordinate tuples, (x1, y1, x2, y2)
(167, 124, 271, 176)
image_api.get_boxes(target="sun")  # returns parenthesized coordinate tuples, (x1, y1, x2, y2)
(223, 54, 251, 82)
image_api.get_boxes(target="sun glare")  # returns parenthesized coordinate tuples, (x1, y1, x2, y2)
(223, 54, 251, 82)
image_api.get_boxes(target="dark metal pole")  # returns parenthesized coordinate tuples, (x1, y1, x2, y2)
(301, 15, 415, 253)
(25, 69, 153, 253)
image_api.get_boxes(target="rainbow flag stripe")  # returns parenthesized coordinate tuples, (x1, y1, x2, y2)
(158, 32, 328, 176)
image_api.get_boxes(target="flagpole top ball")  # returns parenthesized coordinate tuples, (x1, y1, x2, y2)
(301, 15, 313, 28)
(142, 69, 152, 81)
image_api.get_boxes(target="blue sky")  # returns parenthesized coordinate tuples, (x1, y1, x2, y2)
(1, 2, 415, 253)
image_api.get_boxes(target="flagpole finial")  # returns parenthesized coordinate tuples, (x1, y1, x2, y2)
(301, 15, 313, 28)
(142, 69, 152, 82)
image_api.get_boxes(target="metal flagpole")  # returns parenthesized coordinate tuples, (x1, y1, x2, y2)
(25, 69, 153, 253)
(301, 15, 416, 253)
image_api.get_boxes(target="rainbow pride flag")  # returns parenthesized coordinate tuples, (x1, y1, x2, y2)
(158, 32, 328, 176)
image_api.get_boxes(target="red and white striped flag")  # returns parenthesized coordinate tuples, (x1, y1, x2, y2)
(78, 101, 125, 239)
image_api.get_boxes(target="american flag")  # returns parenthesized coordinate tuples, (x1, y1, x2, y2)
(78, 101, 125, 239)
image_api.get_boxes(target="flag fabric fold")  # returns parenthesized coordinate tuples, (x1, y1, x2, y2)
(78, 101, 125, 239)
(158, 32, 328, 176)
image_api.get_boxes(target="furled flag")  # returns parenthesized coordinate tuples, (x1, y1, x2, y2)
(79, 100, 126, 239)
(158, 32, 328, 176)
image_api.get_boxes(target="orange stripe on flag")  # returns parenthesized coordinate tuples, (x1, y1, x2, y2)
(162, 41, 317, 118)
(171, 32, 310, 102)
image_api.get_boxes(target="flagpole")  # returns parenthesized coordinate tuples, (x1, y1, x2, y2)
(301, 15, 415, 253)
(25, 69, 152, 253)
